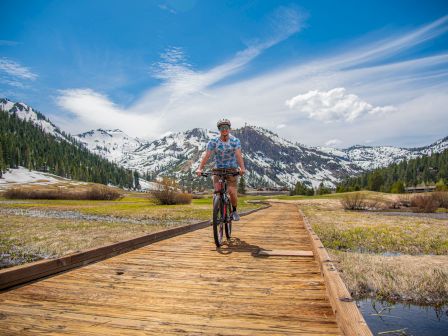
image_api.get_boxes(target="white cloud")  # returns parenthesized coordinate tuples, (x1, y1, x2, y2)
(55, 14, 448, 147)
(277, 124, 286, 129)
(285, 88, 396, 123)
(58, 6, 306, 135)
(55, 89, 158, 136)
(325, 139, 342, 146)
(0, 58, 37, 80)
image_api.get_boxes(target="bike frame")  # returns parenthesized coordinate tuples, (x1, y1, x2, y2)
(201, 171, 239, 247)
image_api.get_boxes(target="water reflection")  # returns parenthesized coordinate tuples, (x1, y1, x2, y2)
(357, 298, 448, 335)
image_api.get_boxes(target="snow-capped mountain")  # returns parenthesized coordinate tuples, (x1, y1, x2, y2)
(0, 98, 69, 141)
(3, 98, 447, 189)
(315, 137, 448, 171)
(73, 125, 448, 189)
(75, 129, 143, 163)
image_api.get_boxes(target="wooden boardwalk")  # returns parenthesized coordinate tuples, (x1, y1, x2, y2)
(0, 203, 343, 335)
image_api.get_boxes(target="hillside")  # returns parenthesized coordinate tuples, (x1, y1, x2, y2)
(337, 148, 448, 192)
(2, 98, 447, 190)
(0, 106, 137, 189)
(76, 126, 448, 189)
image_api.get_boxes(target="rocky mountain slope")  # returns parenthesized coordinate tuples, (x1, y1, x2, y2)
(2, 98, 446, 189)
(74, 126, 448, 189)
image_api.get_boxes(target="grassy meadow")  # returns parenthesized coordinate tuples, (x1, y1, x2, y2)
(276, 192, 448, 305)
(0, 184, 263, 269)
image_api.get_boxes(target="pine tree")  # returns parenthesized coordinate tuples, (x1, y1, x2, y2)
(238, 175, 246, 194)
(133, 170, 141, 190)
(0, 146, 4, 178)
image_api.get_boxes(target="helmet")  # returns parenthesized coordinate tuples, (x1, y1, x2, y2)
(217, 118, 231, 129)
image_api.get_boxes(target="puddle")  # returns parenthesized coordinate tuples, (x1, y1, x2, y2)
(358, 298, 448, 335)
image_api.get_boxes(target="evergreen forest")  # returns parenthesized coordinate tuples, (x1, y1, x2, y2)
(0, 110, 140, 189)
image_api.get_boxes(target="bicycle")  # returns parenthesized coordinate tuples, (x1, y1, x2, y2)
(201, 170, 240, 247)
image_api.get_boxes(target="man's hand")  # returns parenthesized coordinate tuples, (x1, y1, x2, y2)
(239, 168, 246, 176)
(196, 169, 203, 177)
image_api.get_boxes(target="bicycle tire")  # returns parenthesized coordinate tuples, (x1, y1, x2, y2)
(212, 195, 224, 247)
(224, 198, 232, 240)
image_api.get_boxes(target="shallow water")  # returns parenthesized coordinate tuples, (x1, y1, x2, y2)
(358, 299, 448, 335)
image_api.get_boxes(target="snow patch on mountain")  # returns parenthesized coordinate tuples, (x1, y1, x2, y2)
(0, 98, 67, 141)
(0, 166, 67, 189)
(75, 129, 142, 162)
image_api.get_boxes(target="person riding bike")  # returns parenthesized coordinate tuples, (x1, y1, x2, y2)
(196, 118, 246, 221)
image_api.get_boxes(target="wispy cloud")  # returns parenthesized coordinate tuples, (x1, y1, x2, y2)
(55, 89, 155, 136)
(158, 4, 177, 14)
(56, 14, 448, 147)
(58, 6, 306, 134)
(0, 40, 20, 46)
(148, 7, 305, 101)
(0, 58, 37, 80)
(325, 139, 343, 147)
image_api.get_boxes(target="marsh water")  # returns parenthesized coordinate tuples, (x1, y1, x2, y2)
(358, 299, 448, 335)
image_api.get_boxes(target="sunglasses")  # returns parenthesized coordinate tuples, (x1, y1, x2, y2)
(219, 125, 230, 131)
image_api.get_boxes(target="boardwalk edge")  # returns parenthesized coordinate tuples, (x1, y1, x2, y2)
(298, 207, 373, 336)
(0, 203, 270, 291)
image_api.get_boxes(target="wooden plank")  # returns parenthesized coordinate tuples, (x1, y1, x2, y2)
(298, 207, 373, 336)
(256, 249, 314, 257)
(0, 202, 342, 335)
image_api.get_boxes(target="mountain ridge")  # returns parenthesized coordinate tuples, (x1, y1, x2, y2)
(2, 98, 447, 189)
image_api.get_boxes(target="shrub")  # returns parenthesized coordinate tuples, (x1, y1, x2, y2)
(151, 177, 192, 205)
(435, 179, 448, 191)
(397, 194, 412, 207)
(433, 191, 448, 209)
(411, 194, 439, 213)
(85, 185, 122, 200)
(174, 192, 193, 204)
(4, 184, 122, 200)
(340, 192, 368, 210)
(390, 180, 405, 193)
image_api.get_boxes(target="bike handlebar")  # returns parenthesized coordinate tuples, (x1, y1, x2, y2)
(200, 171, 240, 177)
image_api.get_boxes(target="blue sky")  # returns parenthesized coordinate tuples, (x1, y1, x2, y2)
(1, 0, 447, 148)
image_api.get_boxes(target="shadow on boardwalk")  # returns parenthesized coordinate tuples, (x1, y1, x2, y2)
(215, 237, 264, 256)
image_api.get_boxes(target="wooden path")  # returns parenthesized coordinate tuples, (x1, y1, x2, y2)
(0, 203, 343, 335)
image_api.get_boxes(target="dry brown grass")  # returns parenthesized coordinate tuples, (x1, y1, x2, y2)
(0, 213, 182, 269)
(340, 192, 368, 210)
(410, 194, 440, 213)
(300, 201, 448, 254)
(0, 193, 262, 268)
(433, 191, 448, 209)
(291, 196, 448, 304)
(330, 250, 448, 305)
(4, 183, 122, 200)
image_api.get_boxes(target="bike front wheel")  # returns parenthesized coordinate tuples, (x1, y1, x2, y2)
(212, 195, 224, 247)
(224, 199, 232, 240)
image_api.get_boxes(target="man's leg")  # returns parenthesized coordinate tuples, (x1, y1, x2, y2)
(213, 175, 221, 192)
(228, 185, 237, 208)
(228, 185, 240, 221)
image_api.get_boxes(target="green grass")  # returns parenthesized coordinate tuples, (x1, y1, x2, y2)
(301, 202, 448, 255)
(0, 194, 262, 221)
(0, 192, 264, 268)
(289, 195, 448, 304)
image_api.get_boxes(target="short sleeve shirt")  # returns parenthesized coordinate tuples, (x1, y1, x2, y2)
(206, 135, 241, 168)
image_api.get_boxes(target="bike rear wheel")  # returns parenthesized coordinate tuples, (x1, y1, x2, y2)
(212, 195, 224, 247)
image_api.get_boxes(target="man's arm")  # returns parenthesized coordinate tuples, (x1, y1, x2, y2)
(196, 150, 212, 176)
(235, 149, 246, 175)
